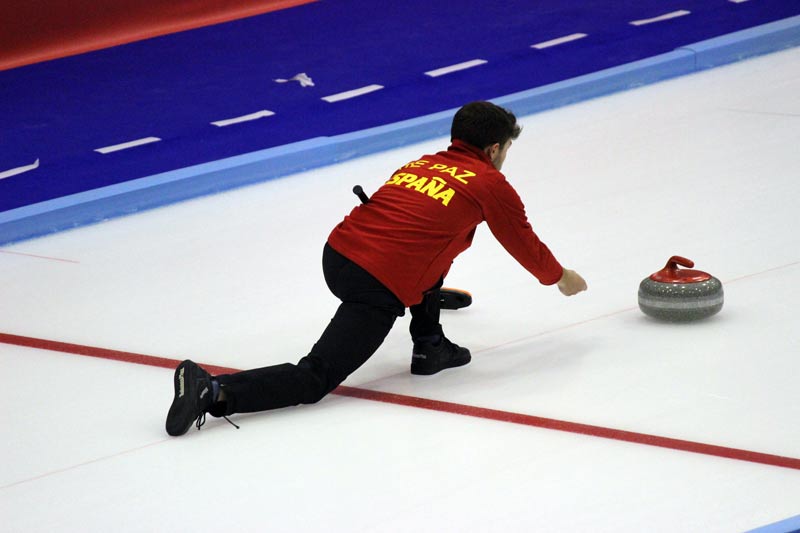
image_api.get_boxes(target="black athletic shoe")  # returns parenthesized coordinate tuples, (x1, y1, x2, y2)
(410, 337, 471, 375)
(166, 360, 215, 436)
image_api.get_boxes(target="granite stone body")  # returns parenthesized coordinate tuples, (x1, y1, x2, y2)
(638, 256, 724, 322)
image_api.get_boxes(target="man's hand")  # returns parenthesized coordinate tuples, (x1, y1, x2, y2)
(557, 269, 588, 296)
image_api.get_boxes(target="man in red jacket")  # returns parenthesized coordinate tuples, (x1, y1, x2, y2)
(166, 101, 587, 436)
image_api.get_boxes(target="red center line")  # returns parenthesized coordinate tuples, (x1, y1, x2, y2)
(0, 249, 80, 264)
(2, 331, 799, 471)
(722, 260, 800, 285)
(475, 260, 800, 356)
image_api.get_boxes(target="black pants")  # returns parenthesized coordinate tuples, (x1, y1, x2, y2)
(212, 244, 443, 415)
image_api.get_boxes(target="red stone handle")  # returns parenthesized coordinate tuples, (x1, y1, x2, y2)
(666, 256, 694, 270)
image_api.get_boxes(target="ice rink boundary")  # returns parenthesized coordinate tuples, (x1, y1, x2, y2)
(1, 15, 799, 246)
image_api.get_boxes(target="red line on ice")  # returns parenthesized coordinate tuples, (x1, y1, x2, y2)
(3, 331, 799, 472)
(0, 249, 80, 263)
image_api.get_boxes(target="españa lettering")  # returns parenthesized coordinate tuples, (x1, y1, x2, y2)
(385, 160, 475, 207)
(385, 172, 455, 206)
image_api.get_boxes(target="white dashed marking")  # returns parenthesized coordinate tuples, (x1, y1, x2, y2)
(0, 158, 39, 180)
(425, 59, 488, 78)
(531, 33, 588, 50)
(322, 84, 384, 103)
(630, 10, 691, 26)
(95, 137, 162, 154)
(211, 110, 275, 127)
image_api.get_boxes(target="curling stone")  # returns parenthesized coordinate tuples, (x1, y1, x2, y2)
(638, 256, 723, 322)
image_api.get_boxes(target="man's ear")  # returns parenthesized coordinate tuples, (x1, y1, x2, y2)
(484, 142, 500, 159)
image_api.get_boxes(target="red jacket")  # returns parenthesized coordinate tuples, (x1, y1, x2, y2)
(327, 140, 563, 306)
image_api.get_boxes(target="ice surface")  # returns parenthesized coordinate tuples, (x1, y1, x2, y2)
(2, 47, 799, 532)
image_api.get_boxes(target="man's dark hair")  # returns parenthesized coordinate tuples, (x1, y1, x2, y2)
(450, 101, 522, 149)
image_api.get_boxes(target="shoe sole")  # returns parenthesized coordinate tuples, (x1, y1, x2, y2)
(410, 354, 471, 376)
(439, 288, 473, 310)
(165, 360, 204, 437)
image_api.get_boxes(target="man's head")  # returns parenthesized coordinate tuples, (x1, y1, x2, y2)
(451, 101, 522, 170)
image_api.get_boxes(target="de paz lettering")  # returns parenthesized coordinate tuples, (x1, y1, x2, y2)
(384, 159, 476, 207)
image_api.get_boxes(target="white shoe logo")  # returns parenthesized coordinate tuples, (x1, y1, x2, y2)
(178, 368, 185, 398)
